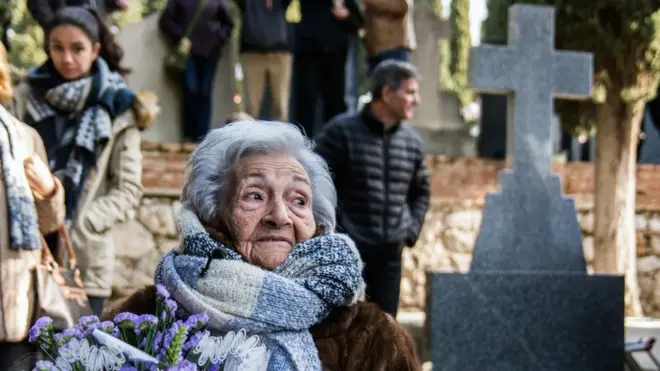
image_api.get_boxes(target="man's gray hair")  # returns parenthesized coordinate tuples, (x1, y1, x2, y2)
(181, 121, 337, 232)
(370, 60, 420, 100)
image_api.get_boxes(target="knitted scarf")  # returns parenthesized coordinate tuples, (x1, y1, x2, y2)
(24, 58, 136, 220)
(0, 106, 40, 250)
(155, 208, 366, 370)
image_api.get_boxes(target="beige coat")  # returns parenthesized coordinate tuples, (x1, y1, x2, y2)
(363, 0, 412, 56)
(12, 84, 147, 299)
(0, 105, 65, 342)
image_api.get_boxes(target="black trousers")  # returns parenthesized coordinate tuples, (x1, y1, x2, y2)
(182, 55, 219, 142)
(0, 340, 38, 370)
(292, 47, 348, 139)
(360, 245, 404, 317)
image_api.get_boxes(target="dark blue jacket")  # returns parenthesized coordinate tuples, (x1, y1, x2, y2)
(159, 0, 234, 59)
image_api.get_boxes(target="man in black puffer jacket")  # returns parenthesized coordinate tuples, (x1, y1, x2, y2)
(315, 60, 430, 317)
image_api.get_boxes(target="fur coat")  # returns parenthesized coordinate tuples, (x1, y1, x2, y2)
(104, 285, 422, 370)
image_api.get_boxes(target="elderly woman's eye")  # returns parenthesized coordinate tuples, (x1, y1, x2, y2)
(294, 197, 307, 206)
(247, 192, 263, 200)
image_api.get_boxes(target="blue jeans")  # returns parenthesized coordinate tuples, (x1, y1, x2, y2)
(367, 47, 410, 75)
(182, 55, 218, 142)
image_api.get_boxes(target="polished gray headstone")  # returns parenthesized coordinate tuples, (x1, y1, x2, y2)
(468, 5, 592, 272)
(429, 273, 625, 371)
(428, 5, 624, 371)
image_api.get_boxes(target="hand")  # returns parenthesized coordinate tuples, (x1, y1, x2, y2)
(332, 6, 349, 20)
(24, 154, 56, 198)
(116, 0, 130, 10)
(178, 37, 192, 54)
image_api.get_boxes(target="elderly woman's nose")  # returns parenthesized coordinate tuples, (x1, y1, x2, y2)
(263, 199, 293, 226)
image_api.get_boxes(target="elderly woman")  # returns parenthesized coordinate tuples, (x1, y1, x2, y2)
(107, 121, 421, 370)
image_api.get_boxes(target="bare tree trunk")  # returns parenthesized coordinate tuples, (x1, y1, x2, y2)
(593, 93, 645, 316)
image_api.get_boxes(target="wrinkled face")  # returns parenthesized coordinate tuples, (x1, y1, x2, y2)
(228, 152, 316, 270)
(48, 24, 100, 81)
(384, 78, 420, 120)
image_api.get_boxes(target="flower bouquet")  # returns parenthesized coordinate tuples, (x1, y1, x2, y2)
(28, 285, 271, 371)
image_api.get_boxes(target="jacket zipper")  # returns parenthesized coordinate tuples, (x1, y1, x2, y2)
(382, 135, 390, 245)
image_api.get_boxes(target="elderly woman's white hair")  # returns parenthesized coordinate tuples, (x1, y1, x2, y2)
(181, 121, 337, 232)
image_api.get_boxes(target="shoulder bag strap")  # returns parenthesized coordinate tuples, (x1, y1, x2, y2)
(57, 224, 78, 271)
(39, 225, 79, 271)
(181, 0, 210, 41)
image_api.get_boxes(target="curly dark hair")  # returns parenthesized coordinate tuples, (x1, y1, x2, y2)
(46, 6, 131, 76)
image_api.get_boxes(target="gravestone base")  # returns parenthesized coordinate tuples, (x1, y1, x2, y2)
(428, 272, 624, 371)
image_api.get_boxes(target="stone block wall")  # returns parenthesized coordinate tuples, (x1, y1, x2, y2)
(109, 142, 660, 316)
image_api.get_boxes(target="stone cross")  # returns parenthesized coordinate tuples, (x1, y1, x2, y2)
(470, 5, 592, 175)
(468, 5, 594, 272)
(427, 8, 623, 370)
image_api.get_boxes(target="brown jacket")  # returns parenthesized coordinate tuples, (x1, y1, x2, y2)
(105, 285, 422, 370)
(0, 105, 65, 342)
(12, 85, 157, 299)
(363, 0, 413, 56)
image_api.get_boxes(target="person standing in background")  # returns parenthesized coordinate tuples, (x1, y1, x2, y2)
(292, 0, 362, 138)
(159, 0, 234, 142)
(0, 41, 65, 370)
(363, 0, 414, 74)
(28, 0, 131, 30)
(315, 61, 429, 317)
(237, 0, 292, 121)
(12, 7, 155, 316)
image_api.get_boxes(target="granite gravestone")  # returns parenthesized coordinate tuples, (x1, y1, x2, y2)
(428, 5, 624, 370)
(409, 3, 474, 156)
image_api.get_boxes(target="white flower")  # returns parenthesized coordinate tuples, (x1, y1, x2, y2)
(192, 329, 271, 371)
(55, 338, 125, 371)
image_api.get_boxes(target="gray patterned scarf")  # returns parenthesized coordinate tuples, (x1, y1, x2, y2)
(0, 106, 40, 250)
(25, 58, 136, 220)
(155, 208, 366, 370)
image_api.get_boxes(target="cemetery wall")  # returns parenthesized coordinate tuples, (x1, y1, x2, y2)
(109, 142, 660, 316)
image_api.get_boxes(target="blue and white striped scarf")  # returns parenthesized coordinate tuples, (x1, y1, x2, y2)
(155, 208, 365, 370)
(0, 106, 40, 250)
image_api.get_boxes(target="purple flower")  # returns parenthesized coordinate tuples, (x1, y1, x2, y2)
(77, 315, 100, 329)
(152, 331, 164, 354)
(135, 314, 159, 334)
(184, 313, 209, 333)
(83, 322, 103, 337)
(164, 359, 198, 371)
(28, 317, 53, 343)
(99, 321, 115, 333)
(161, 299, 179, 323)
(165, 299, 178, 314)
(183, 330, 209, 353)
(119, 365, 138, 371)
(33, 360, 55, 371)
(156, 284, 171, 300)
(114, 312, 139, 329)
(54, 327, 82, 345)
